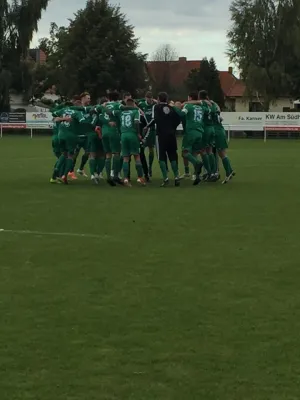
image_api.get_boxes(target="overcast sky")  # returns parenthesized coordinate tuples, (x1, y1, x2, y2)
(32, 0, 232, 70)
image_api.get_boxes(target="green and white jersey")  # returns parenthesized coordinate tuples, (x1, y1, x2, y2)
(51, 104, 66, 136)
(76, 106, 95, 136)
(54, 107, 86, 137)
(137, 99, 155, 124)
(182, 103, 207, 133)
(113, 109, 140, 135)
(211, 101, 222, 126)
(96, 102, 122, 135)
(202, 101, 215, 127)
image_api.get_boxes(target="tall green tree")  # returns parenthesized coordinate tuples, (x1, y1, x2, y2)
(40, 0, 147, 100)
(0, 0, 50, 109)
(37, 23, 69, 95)
(227, 0, 300, 111)
(186, 58, 225, 108)
(0, 0, 10, 110)
(208, 58, 225, 108)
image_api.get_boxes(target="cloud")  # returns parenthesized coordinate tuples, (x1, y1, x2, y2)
(118, 0, 231, 31)
(33, 0, 231, 69)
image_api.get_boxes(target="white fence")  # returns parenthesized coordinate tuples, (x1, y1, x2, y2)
(1, 112, 300, 141)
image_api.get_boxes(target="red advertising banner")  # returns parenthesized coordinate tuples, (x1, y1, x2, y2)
(1, 123, 26, 129)
(265, 126, 300, 131)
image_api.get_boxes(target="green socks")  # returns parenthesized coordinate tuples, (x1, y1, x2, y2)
(105, 158, 111, 178)
(183, 158, 190, 174)
(184, 152, 198, 167)
(136, 162, 143, 178)
(202, 154, 211, 175)
(123, 161, 130, 179)
(159, 160, 168, 180)
(113, 155, 121, 177)
(222, 156, 233, 177)
(52, 160, 59, 180)
(56, 154, 66, 177)
(89, 158, 97, 175)
(209, 153, 217, 174)
(80, 153, 89, 170)
(72, 153, 78, 171)
(171, 160, 179, 178)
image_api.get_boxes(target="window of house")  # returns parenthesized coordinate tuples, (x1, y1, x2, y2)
(249, 102, 264, 112)
(226, 98, 236, 111)
(294, 104, 300, 111)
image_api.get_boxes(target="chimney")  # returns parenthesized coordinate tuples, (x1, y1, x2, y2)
(179, 57, 187, 63)
(228, 66, 233, 74)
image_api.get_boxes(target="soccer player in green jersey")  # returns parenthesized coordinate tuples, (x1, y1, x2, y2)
(54, 107, 87, 184)
(113, 98, 145, 186)
(74, 92, 92, 178)
(199, 90, 217, 178)
(211, 101, 235, 184)
(75, 104, 105, 184)
(62, 95, 82, 180)
(174, 101, 192, 179)
(137, 92, 156, 177)
(180, 92, 206, 185)
(86, 112, 105, 184)
(49, 103, 66, 183)
(97, 91, 123, 185)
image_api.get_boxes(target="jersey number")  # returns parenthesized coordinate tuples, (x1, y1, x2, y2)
(194, 109, 203, 122)
(121, 114, 132, 128)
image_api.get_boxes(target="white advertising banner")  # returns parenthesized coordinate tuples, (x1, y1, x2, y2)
(222, 112, 300, 131)
(264, 112, 300, 126)
(222, 112, 264, 130)
(3, 111, 297, 132)
(26, 112, 53, 129)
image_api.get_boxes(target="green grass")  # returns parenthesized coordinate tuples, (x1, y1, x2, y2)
(1, 137, 300, 400)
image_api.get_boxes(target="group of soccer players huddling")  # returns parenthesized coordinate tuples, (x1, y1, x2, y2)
(50, 89, 235, 187)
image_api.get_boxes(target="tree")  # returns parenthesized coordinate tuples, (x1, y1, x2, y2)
(0, 0, 50, 109)
(208, 58, 225, 108)
(39, 0, 147, 100)
(185, 58, 225, 108)
(151, 44, 178, 62)
(37, 23, 69, 95)
(227, 0, 300, 111)
(0, 0, 10, 110)
(149, 44, 178, 94)
(186, 58, 211, 92)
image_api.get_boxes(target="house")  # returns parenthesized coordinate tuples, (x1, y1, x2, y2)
(220, 67, 294, 112)
(28, 48, 47, 64)
(146, 57, 294, 112)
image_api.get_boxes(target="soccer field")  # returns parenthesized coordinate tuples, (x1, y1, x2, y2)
(1, 137, 300, 399)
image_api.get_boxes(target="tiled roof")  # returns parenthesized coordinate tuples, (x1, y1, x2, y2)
(219, 71, 245, 97)
(227, 80, 246, 97)
(146, 58, 246, 97)
(147, 58, 201, 89)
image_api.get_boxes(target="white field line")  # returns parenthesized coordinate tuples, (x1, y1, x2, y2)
(0, 229, 105, 239)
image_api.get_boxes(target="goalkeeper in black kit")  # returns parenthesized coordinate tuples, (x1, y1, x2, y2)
(144, 92, 181, 187)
